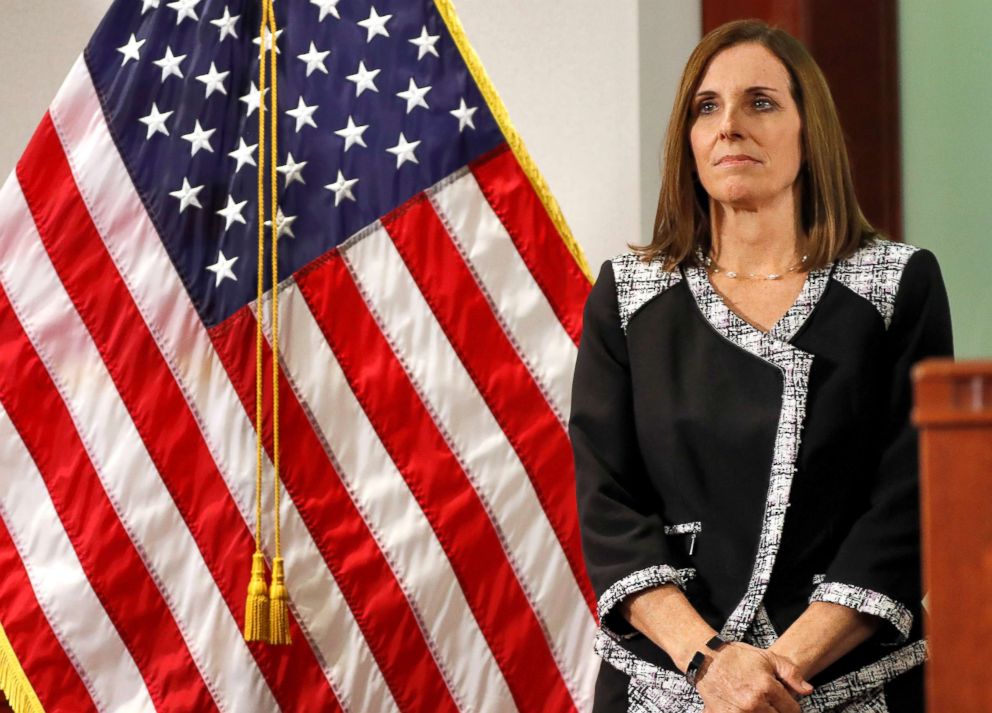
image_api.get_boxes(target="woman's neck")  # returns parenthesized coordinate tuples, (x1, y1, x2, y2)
(708, 189, 804, 274)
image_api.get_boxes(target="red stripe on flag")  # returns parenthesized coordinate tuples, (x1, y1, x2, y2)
(470, 145, 592, 346)
(296, 249, 579, 713)
(0, 517, 97, 713)
(383, 196, 597, 615)
(16, 114, 339, 713)
(210, 306, 460, 713)
(0, 281, 213, 713)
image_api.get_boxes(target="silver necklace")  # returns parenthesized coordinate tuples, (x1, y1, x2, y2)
(705, 253, 808, 280)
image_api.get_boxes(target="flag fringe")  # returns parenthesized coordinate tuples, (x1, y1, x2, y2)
(433, 0, 593, 283)
(0, 621, 44, 713)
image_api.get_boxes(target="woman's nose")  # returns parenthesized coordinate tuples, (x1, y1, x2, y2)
(718, 106, 744, 140)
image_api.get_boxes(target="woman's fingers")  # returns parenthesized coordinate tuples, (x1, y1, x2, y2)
(769, 654, 813, 697)
(696, 642, 814, 713)
(764, 682, 802, 713)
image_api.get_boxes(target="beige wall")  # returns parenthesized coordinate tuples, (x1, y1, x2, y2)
(1, 1, 112, 179)
(453, 0, 700, 272)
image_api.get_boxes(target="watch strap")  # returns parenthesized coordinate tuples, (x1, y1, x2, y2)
(684, 649, 707, 687)
(706, 634, 728, 651)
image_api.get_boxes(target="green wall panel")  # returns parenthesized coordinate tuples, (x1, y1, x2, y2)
(900, 0, 992, 358)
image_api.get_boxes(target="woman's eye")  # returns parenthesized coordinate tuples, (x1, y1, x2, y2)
(698, 101, 717, 114)
(753, 97, 774, 110)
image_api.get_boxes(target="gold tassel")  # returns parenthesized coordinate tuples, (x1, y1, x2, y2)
(268, 556, 291, 645)
(243, 551, 270, 642)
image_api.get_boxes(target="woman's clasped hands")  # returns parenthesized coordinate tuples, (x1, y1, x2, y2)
(695, 642, 813, 713)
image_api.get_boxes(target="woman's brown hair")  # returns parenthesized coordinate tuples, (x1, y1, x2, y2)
(636, 19, 877, 270)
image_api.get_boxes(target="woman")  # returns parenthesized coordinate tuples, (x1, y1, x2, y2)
(569, 20, 952, 713)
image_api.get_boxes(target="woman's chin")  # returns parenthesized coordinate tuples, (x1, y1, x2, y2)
(708, 181, 782, 210)
(717, 191, 761, 210)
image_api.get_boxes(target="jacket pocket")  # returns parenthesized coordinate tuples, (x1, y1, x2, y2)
(663, 521, 701, 556)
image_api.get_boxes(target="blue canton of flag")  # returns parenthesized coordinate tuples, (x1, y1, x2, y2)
(90, 0, 501, 326)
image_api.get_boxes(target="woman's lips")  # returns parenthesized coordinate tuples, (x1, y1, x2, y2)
(716, 155, 760, 166)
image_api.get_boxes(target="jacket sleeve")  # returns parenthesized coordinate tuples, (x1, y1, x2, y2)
(569, 260, 682, 639)
(812, 248, 953, 644)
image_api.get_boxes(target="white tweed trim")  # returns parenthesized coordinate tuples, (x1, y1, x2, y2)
(598, 565, 686, 629)
(831, 239, 918, 329)
(611, 253, 683, 334)
(811, 582, 913, 644)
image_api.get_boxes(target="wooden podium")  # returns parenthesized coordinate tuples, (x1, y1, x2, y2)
(913, 359, 992, 712)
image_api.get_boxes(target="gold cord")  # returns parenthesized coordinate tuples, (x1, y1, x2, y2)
(263, 0, 290, 646)
(245, 0, 287, 644)
(267, 0, 280, 564)
(254, 0, 267, 557)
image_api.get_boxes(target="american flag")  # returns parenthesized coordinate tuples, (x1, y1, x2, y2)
(0, 0, 599, 711)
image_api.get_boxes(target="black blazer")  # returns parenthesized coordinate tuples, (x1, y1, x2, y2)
(569, 239, 953, 712)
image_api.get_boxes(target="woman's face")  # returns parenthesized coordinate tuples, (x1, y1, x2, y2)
(689, 43, 803, 210)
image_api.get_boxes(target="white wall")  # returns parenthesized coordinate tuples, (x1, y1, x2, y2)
(0, 0, 701, 275)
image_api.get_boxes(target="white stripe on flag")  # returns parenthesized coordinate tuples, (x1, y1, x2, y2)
(430, 173, 578, 423)
(260, 277, 517, 713)
(0, 172, 278, 712)
(343, 226, 599, 705)
(0, 401, 155, 713)
(49, 54, 397, 711)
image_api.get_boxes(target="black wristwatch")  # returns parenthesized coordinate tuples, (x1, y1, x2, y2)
(685, 635, 729, 687)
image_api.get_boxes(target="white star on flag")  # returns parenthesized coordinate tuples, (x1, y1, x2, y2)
(139, 102, 173, 139)
(387, 132, 421, 168)
(297, 42, 330, 77)
(141, 0, 160, 14)
(196, 62, 230, 98)
(334, 116, 369, 152)
(116, 34, 145, 66)
(358, 6, 392, 43)
(397, 78, 432, 114)
(277, 153, 308, 186)
(228, 138, 258, 173)
(450, 98, 478, 132)
(216, 196, 248, 231)
(264, 208, 297, 239)
(310, 0, 341, 21)
(181, 121, 215, 156)
(169, 177, 204, 212)
(325, 170, 358, 206)
(166, 0, 200, 25)
(206, 250, 238, 286)
(240, 82, 269, 117)
(346, 61, 380, 97)
(210, 6, 240, 41)
(253, 27, 283, 54)
(286, 97, 318, 132)
(409, 26, 440, 60)
(153, 47, 186, 82)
